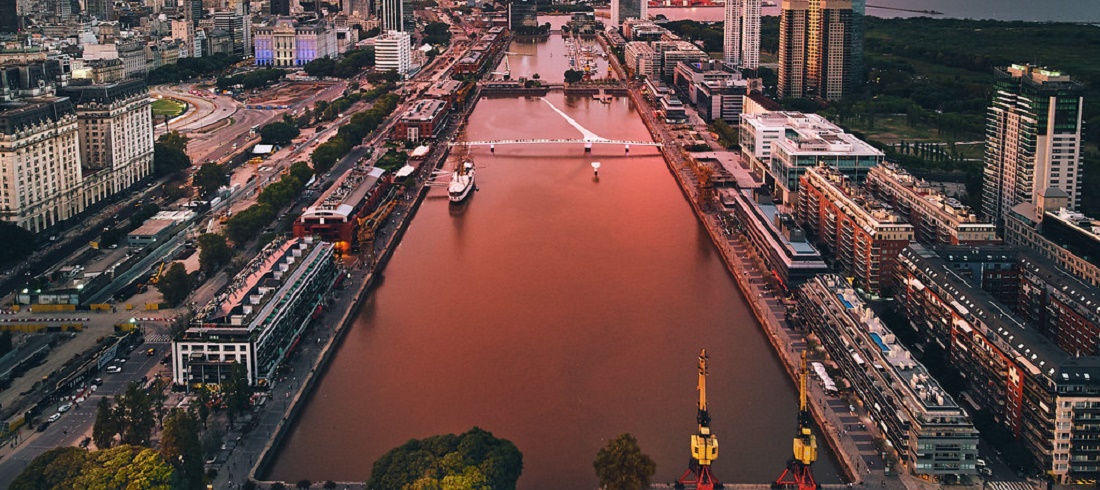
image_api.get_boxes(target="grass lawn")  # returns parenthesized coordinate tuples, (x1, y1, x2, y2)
(845, 115, 945, 144)
(152, 98, 186, 117)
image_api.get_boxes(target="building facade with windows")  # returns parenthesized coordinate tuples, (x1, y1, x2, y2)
(895, 244, 1100, 482)
(723, 0, 760, 69)
(982, 65, 1084, 228)
(865, 163, 998, 247)
(57, 79, 154, 210)
(1005, 189, 1100, 287)
(778, 0, 852, 100)
(0, 97, 83, 233)
(253, 19, 338, 67)
(610, 0, 646, 28)
(392, 99, 448, 141)
(172, 237, 338, 387)
(799, 274, 979, 478)
(375, 30, 411, 75)
(798, 165, 913, 294)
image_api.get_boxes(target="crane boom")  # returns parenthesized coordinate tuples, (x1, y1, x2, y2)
(776, 351, 818, 490)
(678, 349, 720, 490)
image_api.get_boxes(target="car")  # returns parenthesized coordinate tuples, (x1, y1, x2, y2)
(105, 365, 122, 374)
(979, 468, 993, 477)
(47, 413, 61, 422)
(76, 396, 86, 404)
(93, 378, 103, 386)
(58, 403, 72, 413)
(976, 458, 988, 468)
(147, 348, 156, 356)
(37, 423, 50, 432)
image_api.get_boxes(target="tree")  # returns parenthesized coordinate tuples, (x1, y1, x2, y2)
(13, 445, 181, 489)
(115, 382, 159, 447)
(159, 131, 190, 152)
(193, 162, 228, 198)
(154, 142, 192, 177)
(225, 203, 275, 244)
(161, 409, 204, 490)
(10, 447, 86, 490)
(0, 222, 35, 266)
(260, 121, 301, 145)
(197, 233, 233, 273)
(222, 362, 252, 427)
(303, 56, 337, 78)
(93, 397, 117, 449)
(593, 433, 656, 490)
(564, 69, 585, 84)
(368, 427, 523, 490)
(158, 262, 193, 307)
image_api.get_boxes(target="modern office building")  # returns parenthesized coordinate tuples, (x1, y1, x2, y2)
(895, 244, 1100, 482)
(270, 0, 290, 15)
(739, 111, 883, 204)
(380, 0, 413, 32)
(672, 60, 753, 124)
(509, 0, 538, 30)
(56, 79, 154, 208)
(865, 163, 998, 247)
(798, 274, 979, 478)
(723, 0, 760, 70)
(253, 18, 338, 67)
(213, 11, 251, 57)
(374, 30, 411, 75)
(610, 0, 646, 28)
(982, 64, 1084, 228)
(1005, 190, 1100, 287)
(652, 39, 707, 79)
(0, 97, 83, 233)
(798, 165, 913, 294)
(778, 0, 852, 100)
(172, 237, 338, 387)
(721, 187, 828, 287)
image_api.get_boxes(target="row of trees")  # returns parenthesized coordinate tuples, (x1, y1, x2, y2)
(302, 48, 376, 79)
(216, 68, 287, 91)
(148, 54, 241, 85)
(0, 222, 36, 267)
(224, 161, 312, 243)
(310, 92, 401, 174)
(422, 22, 453, 45)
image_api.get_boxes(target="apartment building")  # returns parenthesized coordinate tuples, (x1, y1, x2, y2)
(798, 165, 913, 294)
(865, 163, 998, 246)
(799, 274, 979, 478)
(1005, 190, 1100, 287)
(374, 30, 411, 75)
(172, 237, 338, 386)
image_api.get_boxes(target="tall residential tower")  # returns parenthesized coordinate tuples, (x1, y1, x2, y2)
(611, 0, 646, 28)
(778, 0, 852, 100)
(982, 64, 1084, 229)
(723, 0, 761, 70)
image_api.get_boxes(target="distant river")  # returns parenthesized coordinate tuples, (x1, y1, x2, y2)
(642, 0, 1100, 22)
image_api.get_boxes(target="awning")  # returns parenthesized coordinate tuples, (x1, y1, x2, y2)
(253, 144, 274, 154)
(395, 165, 416, 179)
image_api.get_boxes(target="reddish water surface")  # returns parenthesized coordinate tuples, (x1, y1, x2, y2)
(270, 84, 839, 489)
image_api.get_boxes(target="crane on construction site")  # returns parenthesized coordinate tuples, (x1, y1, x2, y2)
(776, 351, 819, 490)
(676, 348, 722, 490)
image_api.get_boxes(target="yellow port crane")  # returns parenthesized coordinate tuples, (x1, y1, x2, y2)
(776, 351, 818, 490)
(356, 188, 399, 264)
(676, 348, 720, 490)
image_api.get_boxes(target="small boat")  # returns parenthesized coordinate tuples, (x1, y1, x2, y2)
(448, 161, 476, 204)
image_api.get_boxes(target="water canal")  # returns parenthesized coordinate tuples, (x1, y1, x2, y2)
(270, 30, 841, 489)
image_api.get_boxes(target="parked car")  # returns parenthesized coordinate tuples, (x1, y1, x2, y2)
(105, 365, 122, 374)
(47, 413, 61, 422)
(57, 403, 72, 413)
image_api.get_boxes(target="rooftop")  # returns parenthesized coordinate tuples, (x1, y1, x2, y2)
(806, 166, 910, 226)
(301, 166, 386, 221)
(743, 112, 883, 157)
(812, 274, 963, 412)
(399, 98, 447, 123)
(869, 163, 991, 226)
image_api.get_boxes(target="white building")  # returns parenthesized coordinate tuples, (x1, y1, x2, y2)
(723, 0, 760, 69)
(739, 111, 883, 204)
(172, 237, 337, 387)
(623, 41, 657, 79)
(253, 18, 338, 67)
(0, 98, 84, 233)
(57, 80, 155, 207)
(374, 30, 411, 75)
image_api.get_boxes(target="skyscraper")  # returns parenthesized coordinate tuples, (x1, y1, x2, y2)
(271, 0, 289, 16)
(723, 0, 760, 70)
(509, 0, 538, 31)
(610, 0, 646, 28)
(982, 64, 1084, 228)
(778, 0, 852, 100)
(380, 0, 413, 32)
(0, 0, 17, 34)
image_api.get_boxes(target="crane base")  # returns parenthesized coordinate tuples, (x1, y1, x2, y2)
(677, 462, 722, 490)
(775, 460, 818, 490)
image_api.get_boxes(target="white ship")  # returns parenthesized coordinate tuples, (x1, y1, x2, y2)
(448, 161, 476, 203)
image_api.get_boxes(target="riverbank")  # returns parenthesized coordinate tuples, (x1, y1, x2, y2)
(599, 31, 948, 490)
